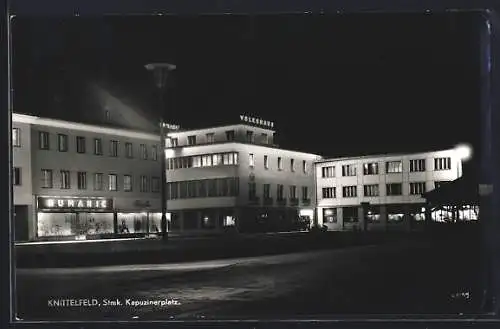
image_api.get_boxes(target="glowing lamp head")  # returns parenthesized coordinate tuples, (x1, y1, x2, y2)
(454, 143, 473, 161)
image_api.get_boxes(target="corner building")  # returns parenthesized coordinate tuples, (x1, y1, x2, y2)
(12, 113, 162, 241)
(164, 121, 322, 233)
(315, 149, 466, 231)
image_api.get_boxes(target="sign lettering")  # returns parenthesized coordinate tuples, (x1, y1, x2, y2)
(37, 197, 113, 211)
(239, 114, 275, 129)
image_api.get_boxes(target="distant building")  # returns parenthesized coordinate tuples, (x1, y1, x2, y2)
(163, 115, 322, 233)
(315, 149, 470, 231)
(12, 113, 162, 241)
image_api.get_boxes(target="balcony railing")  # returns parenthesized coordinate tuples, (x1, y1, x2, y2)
(277, 198, 287, 206)
(263, 197, 274, 206)
(248, 196, 260, 205)
(302, 198, 311, 206)
(289, 198, 299, 206)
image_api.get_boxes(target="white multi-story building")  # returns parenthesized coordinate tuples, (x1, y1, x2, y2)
(164, 115, 322, 233)
(315, 149, 467, 231)
(12, 113, 163, 241)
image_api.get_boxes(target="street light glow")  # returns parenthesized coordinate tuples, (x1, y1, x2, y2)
(454, 143, 473, 161)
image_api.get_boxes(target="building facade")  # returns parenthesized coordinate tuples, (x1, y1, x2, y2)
(12, 113, 163, 241)
(164, 117, 322, 233)
(315, 149, 468, 231)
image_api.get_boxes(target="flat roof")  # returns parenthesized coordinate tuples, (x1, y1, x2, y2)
(314, 148, 456, 164)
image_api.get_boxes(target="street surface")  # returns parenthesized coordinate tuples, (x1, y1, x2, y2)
(15, 233, 482, 321)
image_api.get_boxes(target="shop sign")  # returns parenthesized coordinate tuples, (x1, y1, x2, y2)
(37, 196, 113, 211)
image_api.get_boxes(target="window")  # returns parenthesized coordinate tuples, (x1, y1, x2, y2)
(13, 167, 21, 185)
(77, 172, 87, 190)
(60, 170, 71, 189)
(261, 133, 268, 144)
(225, 130, 235, 141)
(58, 134, 68, 152)
(342, 164, 356, 176)
(109, 174, 118, 191)
(206, 133, 215, 144)
(246, 131, 254, 143)
(386, 183, 403, 196)
(363, 184, 379, 197)
(170, 138, 178, 147)
(410, 159, 426, 172)
(12, 128, 21, 147)
(248, 182, 257, 200)
(323, 208, 337, 223)
(322, 166, 335, 178)
(303, 160, 308, 174)
(343, 207, 359, 223)
(277, 157, 283, 171)
(249, 153, 255, 167)
(94, 173, 104, 191)
(152, 177, 160, 193)
(94, 138, 103, 155)
(187, 135, 197, 146)
(363, 163, 379, 175)
(277, 184, 284, 200)
(289, 185, 297, 199)
(123, 175, 132, 191)
(322, 187, 336, 199)
(263, 184, 271, 199)
(386, 161, 403, 173)
(125, 142, 133, 158)
(39, 131, 50, 150)
(301, 186, 309, 200)
(434, 157, 452, 170)
(41, 169, 53, 188)
(264, 155, 269, 169)
(152, 145, 158, 161)
(140, 144, 148, 160)
(140, 175, 149, 192)
(290, 159, 296, 172)
(342, 186, 357, 198)
(76, 136, 86, 153)
(366, 205, 381, 223)
(109, 140, 119, 157)
(410, 182, 426, 195)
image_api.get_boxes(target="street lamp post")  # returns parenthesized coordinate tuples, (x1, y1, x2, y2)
(145, 63, 176, 241)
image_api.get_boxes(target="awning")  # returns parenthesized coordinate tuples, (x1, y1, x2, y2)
(422, 174, 479, 207)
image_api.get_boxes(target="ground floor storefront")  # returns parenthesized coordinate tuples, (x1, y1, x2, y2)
(318, 202, 479, 232)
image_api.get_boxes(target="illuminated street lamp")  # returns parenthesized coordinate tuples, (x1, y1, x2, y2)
(145, 63, 176, 241)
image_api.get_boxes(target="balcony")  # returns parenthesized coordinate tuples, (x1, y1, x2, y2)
(248, 196, 260, 206)
(302, 198, 311, 206)
(277, 198, 287, 206)
(263, 197, 273, 206)
(289, 198, 299, 206)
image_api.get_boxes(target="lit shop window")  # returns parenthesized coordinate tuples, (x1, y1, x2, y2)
(387, 205, 404, 222)
(167, 152, 239, 170)
(366, 206, 381, 223)
(323, 208, 337, 223)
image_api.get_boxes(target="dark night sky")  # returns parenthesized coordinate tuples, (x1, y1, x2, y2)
(12, 13, 481, 163)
